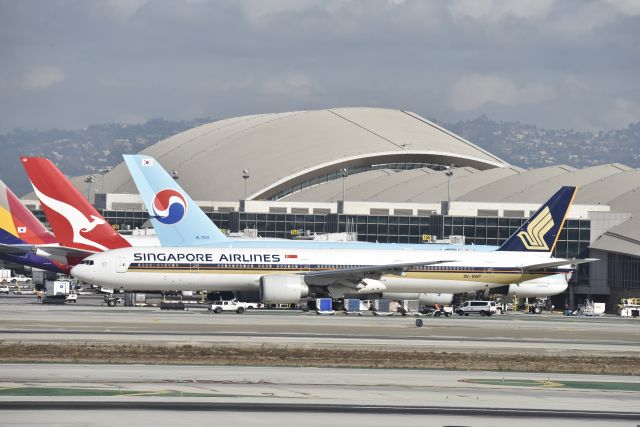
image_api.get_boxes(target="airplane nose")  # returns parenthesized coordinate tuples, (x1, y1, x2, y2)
(70, 265, 86, 281)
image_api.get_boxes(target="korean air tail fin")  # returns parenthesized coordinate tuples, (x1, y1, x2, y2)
(123, 154, 229, 246)
(497, 186, 577, 254)
(20, 157, 131, 252)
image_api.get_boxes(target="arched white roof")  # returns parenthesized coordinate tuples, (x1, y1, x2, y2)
(95, 107, 509, 201)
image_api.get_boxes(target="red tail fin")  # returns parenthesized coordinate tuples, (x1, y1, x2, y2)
(20, 157, 130, 252)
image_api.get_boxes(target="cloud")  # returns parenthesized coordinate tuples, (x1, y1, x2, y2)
(260, 73, 317, 98)
(449, 74, 555, 111)
(604, 98, 640, 128)
(448, 0, 555, 23)
(605, 0, 640, 16)
(101, 0, 150, 22)
(22, 66, 65, 90)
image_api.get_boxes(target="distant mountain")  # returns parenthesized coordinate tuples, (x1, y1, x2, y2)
(1, 115, 638, 197)
(442, 115, 640, 170)
(0, 118, 211, 196)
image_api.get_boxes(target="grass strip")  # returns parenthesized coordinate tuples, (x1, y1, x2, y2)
(1, 342, 638, 375)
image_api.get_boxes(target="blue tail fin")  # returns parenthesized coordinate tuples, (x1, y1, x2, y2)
(497, 186, 576, 253)
(123, 155, 229, 246)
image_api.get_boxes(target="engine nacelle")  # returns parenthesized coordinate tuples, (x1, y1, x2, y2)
(357, 278, 387, 293)
(383, 292, 453, 306)
(260, 275, 309, 304)
(506, 274, 568, 298)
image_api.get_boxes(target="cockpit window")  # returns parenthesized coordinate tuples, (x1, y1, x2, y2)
(82, 260, 94, 265)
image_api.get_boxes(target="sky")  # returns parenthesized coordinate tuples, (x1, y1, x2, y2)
(0, 0, 639, 133)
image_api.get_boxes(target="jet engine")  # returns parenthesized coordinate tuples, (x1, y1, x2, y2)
(260, 275, 309, 303)
(382, 292, 453, 305)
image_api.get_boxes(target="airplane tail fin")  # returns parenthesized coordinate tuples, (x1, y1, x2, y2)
(0, 179, 56, 246)
(123, 154, 229, 246)
(20, 157, 131, 252)
(497, 186, 577, 254)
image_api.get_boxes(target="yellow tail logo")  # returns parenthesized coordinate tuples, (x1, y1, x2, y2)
(517, 206, 554, 250)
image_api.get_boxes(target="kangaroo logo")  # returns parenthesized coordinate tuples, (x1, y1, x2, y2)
(31, 185, 108, 251)
(151, 189, 187, 225)
(517, 206, 554, 251)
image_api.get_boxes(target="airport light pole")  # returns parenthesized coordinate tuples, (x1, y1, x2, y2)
(446, 164, 455, 206)
(84, 175, 95, 203)
(99, 167, 110, 193)
(242, 169, 249, 200)
(340, 168, 348, 202)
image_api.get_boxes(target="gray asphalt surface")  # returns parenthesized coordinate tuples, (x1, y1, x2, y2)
(1, 294, 639, 426)
(1, 294, 639, 356)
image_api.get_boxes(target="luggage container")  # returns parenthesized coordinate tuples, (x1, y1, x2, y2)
(343, 298, 363, 316)
(398, 300, 419, 316)
(373, 299, 393, 316)
(315, 298, 335, 315)
(45, 280, 70, 296)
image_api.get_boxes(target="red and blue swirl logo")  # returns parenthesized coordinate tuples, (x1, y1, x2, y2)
(151, 189, 187, 225)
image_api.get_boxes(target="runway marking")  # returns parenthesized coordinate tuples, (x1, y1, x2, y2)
(0, 386, 218, 397)
(1, 401, 639, 420)
(460, 378, 640, 391)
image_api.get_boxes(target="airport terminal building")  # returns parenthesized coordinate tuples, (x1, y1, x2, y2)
(22, 108, 640, 309)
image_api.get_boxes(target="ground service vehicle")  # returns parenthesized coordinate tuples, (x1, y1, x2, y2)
(9, 274, 31, 284)
(208, 299, 259, 314)
(456, 300, 497, 316)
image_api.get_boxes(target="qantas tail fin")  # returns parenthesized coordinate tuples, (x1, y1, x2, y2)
(20, 157, 130, 252)
(123, 154, 228, 246)
(497, 186, 577, 254)
(0, 179, 56, 246)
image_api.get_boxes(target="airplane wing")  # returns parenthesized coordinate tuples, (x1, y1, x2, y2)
(0, 243, 32, 255)
(303, 260, 455, 287)
(521, 258, 598, 272)
(33, 244, 98, 260)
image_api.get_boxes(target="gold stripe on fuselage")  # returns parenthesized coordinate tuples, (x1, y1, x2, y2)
(126, 267, 551, 284)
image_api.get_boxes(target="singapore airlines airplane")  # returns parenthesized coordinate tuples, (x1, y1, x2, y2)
(70, 156, 586, 303)
(123, 154, 572, 302)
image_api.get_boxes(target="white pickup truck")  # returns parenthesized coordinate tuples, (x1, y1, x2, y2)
(208, 299, 261, 314)
(8, 275, 31, 284)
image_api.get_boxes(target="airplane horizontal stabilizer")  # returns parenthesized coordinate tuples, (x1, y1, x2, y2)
(521, 258, 597, 272)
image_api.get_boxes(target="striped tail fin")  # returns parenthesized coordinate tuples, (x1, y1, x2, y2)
(497, 186, 577, 253)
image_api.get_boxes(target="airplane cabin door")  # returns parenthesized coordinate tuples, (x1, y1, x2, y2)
(116, 257, 128, 273)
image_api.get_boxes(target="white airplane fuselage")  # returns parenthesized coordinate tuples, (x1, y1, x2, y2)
(71, 244, 570, 295)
